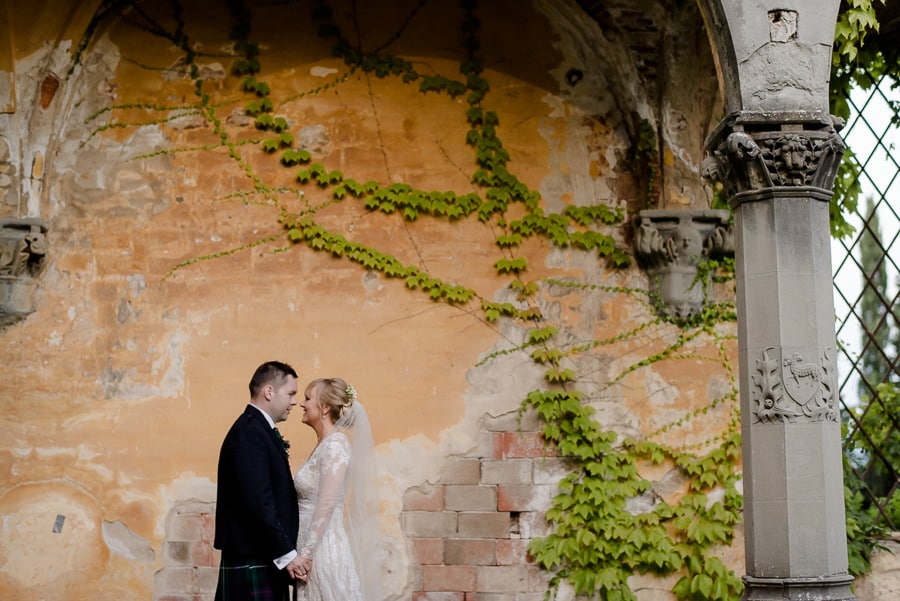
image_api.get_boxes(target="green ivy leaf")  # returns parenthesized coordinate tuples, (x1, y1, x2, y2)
(494, 257, 527, 274)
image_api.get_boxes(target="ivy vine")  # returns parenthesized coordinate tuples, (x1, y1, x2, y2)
(830, 0, 888, 240)
(518, 281, 741, 601)
(77, 1, 750, 600)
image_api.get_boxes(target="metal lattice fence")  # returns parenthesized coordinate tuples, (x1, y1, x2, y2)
(833, 71, 900, 534)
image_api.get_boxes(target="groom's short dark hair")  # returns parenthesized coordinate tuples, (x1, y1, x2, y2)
(249, 361, 298, 397)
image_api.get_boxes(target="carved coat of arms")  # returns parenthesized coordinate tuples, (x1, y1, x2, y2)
(751, 346, 837, 423)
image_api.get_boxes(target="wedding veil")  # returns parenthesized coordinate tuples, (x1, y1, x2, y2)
(335, 400, 383, 601)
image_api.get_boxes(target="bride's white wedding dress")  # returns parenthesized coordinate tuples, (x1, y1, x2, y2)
(294, 432, 365, 601)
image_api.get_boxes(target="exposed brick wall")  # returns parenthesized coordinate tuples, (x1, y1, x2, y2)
(154, 409, 565, 601)
(154, 501, 218, 601)
(403, 408, 565, 601)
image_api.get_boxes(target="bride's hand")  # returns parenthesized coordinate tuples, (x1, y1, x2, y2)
(286, 556, 310, 581)
(296, 556, 312, 581)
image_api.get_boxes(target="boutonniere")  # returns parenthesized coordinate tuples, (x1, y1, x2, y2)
(274, 428, 291, 455)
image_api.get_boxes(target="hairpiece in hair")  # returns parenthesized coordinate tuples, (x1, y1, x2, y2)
(346, 383, 357, 402)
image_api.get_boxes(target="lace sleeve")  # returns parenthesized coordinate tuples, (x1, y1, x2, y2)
(298, 434, 350, 558)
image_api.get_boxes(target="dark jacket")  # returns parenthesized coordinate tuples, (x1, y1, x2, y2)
(214, 405, 299, 561)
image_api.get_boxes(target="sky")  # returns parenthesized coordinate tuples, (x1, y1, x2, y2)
(831, 77, 900, 409)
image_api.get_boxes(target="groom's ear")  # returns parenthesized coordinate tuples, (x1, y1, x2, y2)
(263, 384, 274, 400)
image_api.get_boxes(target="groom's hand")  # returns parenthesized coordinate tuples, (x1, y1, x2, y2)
(286, 556, 312, 581)
(297, 556, 312, 581)
(285, 556, 305, 581)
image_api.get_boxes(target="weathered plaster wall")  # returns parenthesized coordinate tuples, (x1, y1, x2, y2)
(852, 540, 900, 600)
(0, 1, 758, 600)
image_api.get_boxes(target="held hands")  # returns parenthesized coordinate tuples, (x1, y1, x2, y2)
(286, 556, 312, 582)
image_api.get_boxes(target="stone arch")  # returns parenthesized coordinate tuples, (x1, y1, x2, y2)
(694, 0, 840, 113)
(3, 2, 832, 600)
(3, 0, 730, 222)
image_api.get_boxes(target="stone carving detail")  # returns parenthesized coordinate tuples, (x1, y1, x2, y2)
(0, 219, 47, 276)
(751, 346, 838, 424)
(1, 218, 49, 329)
(702, 111, 845, 201)
(633, 209, 733, 320)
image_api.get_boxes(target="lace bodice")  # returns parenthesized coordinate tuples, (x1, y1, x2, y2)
(294, 432, 364, 601)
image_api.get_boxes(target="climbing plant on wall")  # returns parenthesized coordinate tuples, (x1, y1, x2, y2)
(77, 1, 743, 600)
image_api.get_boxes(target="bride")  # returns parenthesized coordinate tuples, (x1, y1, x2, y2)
(293, 378, 382, 601)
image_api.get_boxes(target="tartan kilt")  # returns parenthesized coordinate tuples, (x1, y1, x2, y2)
(215, 555, 291, 601)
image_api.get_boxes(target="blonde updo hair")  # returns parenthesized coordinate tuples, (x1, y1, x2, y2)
(306, 377, 356, 423)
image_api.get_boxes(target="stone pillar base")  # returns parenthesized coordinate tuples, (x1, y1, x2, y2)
(742, 575, 857, 601)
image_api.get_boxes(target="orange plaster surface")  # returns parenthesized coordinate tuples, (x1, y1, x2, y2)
(0, 1, 741, 599)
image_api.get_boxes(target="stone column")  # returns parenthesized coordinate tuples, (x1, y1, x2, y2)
(703, 111, 853, 600)
(696, 1, 855, 598)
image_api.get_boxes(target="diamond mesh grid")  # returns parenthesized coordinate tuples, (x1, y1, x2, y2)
(833, 72, 900, 532)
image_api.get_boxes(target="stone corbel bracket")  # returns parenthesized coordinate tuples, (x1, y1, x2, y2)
(633, 209, 733, 321)
(0, 218, 49, 329)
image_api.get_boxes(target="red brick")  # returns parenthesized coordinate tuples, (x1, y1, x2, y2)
(476, 565, 530, 592)
(527, 565, 549, 591)
(163, 541, 191, 566)
(413, 593, 465, 601)
(481, 459, 532, 485)
(493, 432, 551, 459)
(154, 567, 193, 594)
(473, 431, 496, 458)
(440, 457, 481, 484)
(193, 566, 218, 593)
(465, 594, 529, 601)
(403, 511, 458, 537)
(532, 457, 570, 485)
(201, 513, 215, 541)
(495, 539, 529, 565)
(410, 538, 444, 565)
(422, 565, 476, 591)
(444, 538, 496, 565)
(457, 512, 510, 538)
(409, 564, 424, 590)
(497, 485, 533, 512)
(192, 541, 215, 567)
(404, 485, 445, 511)
(169, 513, 205, 542)
(444, 485, 497, 511)
(517, 512, 548, 539)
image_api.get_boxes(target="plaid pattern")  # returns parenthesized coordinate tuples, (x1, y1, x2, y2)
(215, 556, 290, 601)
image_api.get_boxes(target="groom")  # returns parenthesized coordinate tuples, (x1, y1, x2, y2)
(214, 361, 305, 600)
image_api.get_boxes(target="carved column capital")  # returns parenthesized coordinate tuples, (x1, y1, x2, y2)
(0, 218, 49, 329)
(702, 110, 845, 206)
